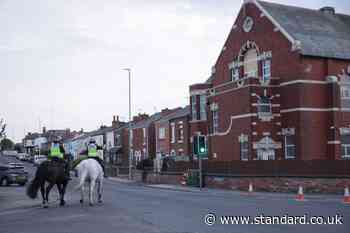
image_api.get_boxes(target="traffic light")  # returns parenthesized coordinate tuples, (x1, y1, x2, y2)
(193, 135, 207, 157)
(198, 135, 207, 156)
(193, 135, 199, 155)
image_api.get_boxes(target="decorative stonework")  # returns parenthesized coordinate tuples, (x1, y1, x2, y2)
(243, 17, 254, 32)
(210, 102, 219, 111)
(253, 136, 282, 149)
(282, 128, 295, 136)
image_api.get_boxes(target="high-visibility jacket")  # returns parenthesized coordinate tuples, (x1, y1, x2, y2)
(50, 143, 63, 159)
(88, 143, 98, 157)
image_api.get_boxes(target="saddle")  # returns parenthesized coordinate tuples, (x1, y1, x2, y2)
(72, 156, 90, 169)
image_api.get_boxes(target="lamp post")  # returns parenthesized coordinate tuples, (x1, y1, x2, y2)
(123, 68, 132, 180)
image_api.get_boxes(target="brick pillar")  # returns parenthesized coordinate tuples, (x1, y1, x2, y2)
(327, 77, 340, 160)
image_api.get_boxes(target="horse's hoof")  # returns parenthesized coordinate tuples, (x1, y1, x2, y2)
(80, 199, 83, 204)
(43, 204, 48, 208)
(98, 199, 102, 204)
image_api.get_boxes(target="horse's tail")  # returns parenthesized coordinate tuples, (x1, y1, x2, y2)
(26, 164, 44, 199)
(26, 176, 41, 199)
(74, 167, 86, 191)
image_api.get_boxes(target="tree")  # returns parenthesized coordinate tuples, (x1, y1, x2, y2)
(0, 138, 14, 151)
(0, 118, 6, 140)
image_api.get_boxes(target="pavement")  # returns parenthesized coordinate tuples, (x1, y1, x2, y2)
(0, 155, 349, 233)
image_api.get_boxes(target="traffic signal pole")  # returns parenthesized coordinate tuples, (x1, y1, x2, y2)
(199, 154, 202, 190)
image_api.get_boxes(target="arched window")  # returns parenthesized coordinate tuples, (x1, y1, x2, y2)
(244, 49, 258, 77)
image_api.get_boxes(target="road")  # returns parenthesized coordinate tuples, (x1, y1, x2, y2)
(0, 155, 349, 233)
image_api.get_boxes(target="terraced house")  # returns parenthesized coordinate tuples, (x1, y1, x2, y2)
(190, 0, 350, 161)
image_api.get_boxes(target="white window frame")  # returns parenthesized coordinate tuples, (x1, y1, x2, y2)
(179, 129, 184, 142)
(243, 49, 258, 78)
(171, 123, 175, 143)
(199, 95, 207, 120)
(212, 109, 219, 134)
(341, 86, 350, 99)
(159, 127, 165, 139)
(341, 134, 350, 158)
(130, 130, 133, 146)
(191, 95, 197, 121)
(231, 67, 240, 81)
(239, 134, 249, 161)
(143, 128, 146, 144)
(262, 59, 271, 82)
(240, 141, 249, 161)
(258, 96, 272, 115)
(284, 135, 296, 159)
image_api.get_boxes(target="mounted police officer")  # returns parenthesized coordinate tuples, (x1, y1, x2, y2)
(85, 139, 107, 177)
(49, 138, 71, 180)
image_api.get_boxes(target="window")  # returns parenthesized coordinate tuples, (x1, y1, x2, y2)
(199, 95, 207, 120)
(341, 134, 350, 158)
(231, 68, 240, 81)
(244, 49, 258, 77)
(171, 123, 175, 143)
(159, 127, 165, 139)
(143, 128, 146, 144)
(262, 59, 271, 82)
(130, 130, 133, 146)
(212, 108, 219, 133)
(179, 129, 184, 142)
(284, 135, 296, 159)
(239, 135, 249, 161)
(258, 96, 271, 114)
(191, 95, 197, 121)
(341, 86, 350, 99)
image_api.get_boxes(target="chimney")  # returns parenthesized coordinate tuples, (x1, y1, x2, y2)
(112, 115, 120, 128)
(319, 6, 335, 15)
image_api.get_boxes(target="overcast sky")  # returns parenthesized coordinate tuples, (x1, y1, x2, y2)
(1, 0, 349, 142)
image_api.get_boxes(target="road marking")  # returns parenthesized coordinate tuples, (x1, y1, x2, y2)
(0, 206, 41, 216)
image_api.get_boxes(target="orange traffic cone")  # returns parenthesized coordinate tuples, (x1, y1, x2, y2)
(296, 186, 305, 201)
(344, 187, 350, 204)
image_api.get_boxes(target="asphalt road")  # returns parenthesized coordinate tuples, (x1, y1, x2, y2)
(0, 155, 349, 233)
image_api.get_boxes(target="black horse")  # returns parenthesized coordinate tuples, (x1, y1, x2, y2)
(26, 159, 69, 208)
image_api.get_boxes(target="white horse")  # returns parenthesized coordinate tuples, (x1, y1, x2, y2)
(75, 158, 104, 206)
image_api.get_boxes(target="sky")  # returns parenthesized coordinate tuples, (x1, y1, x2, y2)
(1, 0, 349, 143)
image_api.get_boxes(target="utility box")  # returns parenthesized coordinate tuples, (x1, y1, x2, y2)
(186, 169, 200, 187)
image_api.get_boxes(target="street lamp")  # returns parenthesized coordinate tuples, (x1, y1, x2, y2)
(123, 68, 132, 180)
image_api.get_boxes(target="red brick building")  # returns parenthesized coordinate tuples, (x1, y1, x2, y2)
(131, 110, 177, 163)
(169, 106, 191, 158)
(155, 106, 191, 158)
(190, 0, 350, 161)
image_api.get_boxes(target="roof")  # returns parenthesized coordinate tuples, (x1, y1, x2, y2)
(158, 106, 190, 123)
(257, 1, 350, 60)
(132, 112, 162, 129)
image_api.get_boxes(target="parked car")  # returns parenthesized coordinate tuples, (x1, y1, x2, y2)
(34, 155, 47, 166)
(2, 150, 18, 157)
(16, 153, 28, 161)
(0, 164, 28, 186)
(8, 162, 24, 168)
